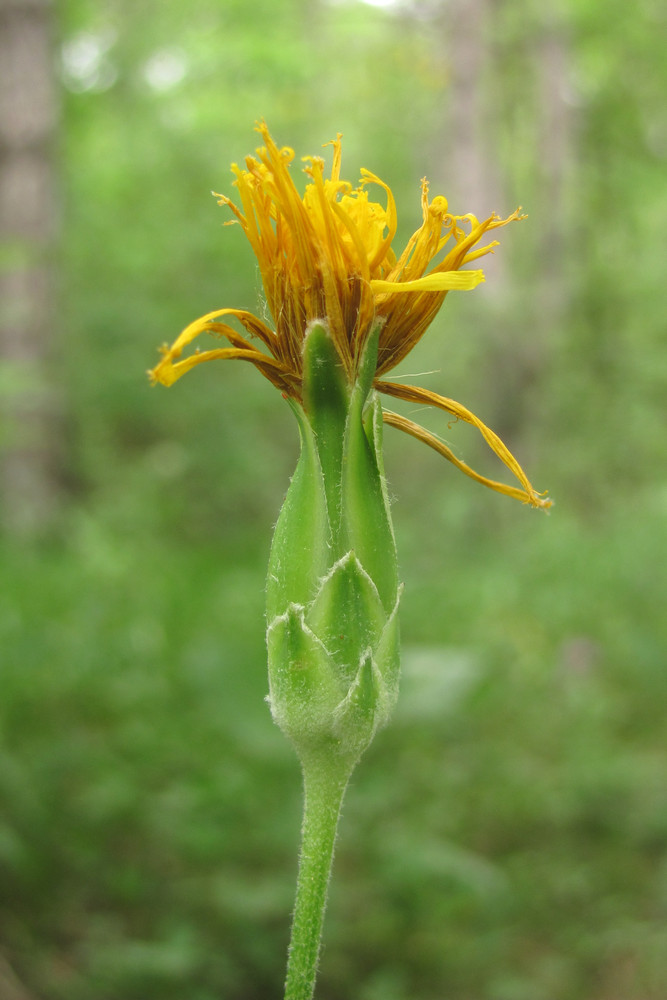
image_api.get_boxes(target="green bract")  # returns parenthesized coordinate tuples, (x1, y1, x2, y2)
(266, 323, 402, 770)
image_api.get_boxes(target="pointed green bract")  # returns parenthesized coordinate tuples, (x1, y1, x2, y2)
(308, 552, 386, 687)
(343, 337, 398, 612)
(266, 397, 331, 613)
(266, 605, 342, 753)
(301, 322, 349, 537)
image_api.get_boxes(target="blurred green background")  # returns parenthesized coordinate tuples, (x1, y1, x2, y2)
(1, 0, 666, 997)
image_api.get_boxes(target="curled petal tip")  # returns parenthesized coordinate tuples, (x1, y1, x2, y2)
(531, 493, 553, 512)
(148, 357, 176, 387)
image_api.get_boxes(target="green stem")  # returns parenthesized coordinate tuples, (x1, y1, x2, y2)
(284, 757, 352, 1000)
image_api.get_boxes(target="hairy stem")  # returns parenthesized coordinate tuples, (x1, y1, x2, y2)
(284, 757, 352, 1000)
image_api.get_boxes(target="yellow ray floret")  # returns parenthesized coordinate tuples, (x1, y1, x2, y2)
(150, 122, 550, 510)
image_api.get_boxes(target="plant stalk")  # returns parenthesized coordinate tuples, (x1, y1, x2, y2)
(284, 757, 352, 1000)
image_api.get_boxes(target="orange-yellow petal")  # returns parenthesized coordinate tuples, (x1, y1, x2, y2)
(370, 270, 485, 295)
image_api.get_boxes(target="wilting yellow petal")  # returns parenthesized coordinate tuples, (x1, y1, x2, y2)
(377, 381, 551, 510)
(370, 270, 485, 295)
(150, 346, 292, 391)
(382, 410, 550, 508)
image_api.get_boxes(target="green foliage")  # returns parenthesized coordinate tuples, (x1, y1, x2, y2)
(1, 0, 666, 996)
(2, 501, 666, 998)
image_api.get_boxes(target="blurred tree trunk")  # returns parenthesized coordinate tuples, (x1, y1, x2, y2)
(0, 0, 62, 535)
(422, 0, 510, 311)
(534, 17, 574, 332)
(429, 1, 575, 448)
(0, 953, 35, 1000)
(443, 0, 505, 221)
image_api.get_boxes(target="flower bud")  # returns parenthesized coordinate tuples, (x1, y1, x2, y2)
(266, 323, 401, 769)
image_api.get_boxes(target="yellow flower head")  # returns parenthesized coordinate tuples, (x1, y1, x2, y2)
(150, 122, 550, 509)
